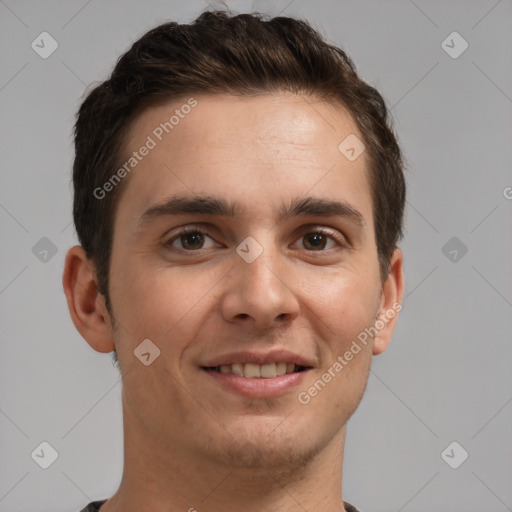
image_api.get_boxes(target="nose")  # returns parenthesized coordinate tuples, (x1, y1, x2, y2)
(219, 240, 300, 330)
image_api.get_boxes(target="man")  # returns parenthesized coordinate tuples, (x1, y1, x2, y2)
(63, 9, 405, 512)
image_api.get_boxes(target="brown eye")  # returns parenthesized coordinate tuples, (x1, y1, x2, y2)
(180, 232, 205, 250)
(300, 231, 338, 251)
(164, 228, 217, 251)
(303, 232, 328, 250)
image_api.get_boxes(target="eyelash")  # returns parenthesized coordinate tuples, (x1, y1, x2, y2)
(162, 225, 347, 254)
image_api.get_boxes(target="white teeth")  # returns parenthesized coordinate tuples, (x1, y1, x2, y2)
(244, 363, 261, 378)
(213, 362, 301, 378)
(231, 363, 244, 377)
(276, 362, 287, 376)
(260, 363, 277, 378)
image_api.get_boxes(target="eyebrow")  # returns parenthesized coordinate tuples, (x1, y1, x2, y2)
(138, 194, 366, 229)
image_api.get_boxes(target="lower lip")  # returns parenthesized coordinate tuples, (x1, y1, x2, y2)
(203, 368, 310, 398)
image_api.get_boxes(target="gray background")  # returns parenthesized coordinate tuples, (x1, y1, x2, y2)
(1, 0, 511, 511)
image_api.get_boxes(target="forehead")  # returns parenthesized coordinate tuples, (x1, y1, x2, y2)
(115, 93, 373, 234)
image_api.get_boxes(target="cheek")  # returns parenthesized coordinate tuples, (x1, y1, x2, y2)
(335, 286, 378, 343)
(111, 262, 218, 348)
(299, 279, 375, 417)
(300, 267, 380, 343)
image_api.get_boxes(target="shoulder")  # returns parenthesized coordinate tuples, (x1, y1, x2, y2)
(79, 500, 361, 512)
(77, 500, 107, 512)
(344, 501, 364, 512)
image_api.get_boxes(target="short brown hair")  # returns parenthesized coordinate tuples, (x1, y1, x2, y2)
(72, 9, 406, 318)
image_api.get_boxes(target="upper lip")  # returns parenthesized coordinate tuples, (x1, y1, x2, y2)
(201, 349, 315, 368)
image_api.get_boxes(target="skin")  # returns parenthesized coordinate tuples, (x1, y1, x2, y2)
(63, 93, 404, 512)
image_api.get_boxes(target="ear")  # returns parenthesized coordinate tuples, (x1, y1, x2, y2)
(62, 245, 115, 353)
(372, 247, 404, 356)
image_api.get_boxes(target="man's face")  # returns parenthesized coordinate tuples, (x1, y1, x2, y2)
(107, 93, 388, 471)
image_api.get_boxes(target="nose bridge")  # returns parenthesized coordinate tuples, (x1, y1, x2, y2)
(222, 232, 299, 326)
(241, 238, 281, 291)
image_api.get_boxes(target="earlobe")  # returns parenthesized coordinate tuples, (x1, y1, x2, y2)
(62, 245, 115, 353)
(372, 247, 405, 356)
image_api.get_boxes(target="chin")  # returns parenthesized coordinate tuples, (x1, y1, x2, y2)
(202, 415, 324, 472)
(219, 438, 319, 473)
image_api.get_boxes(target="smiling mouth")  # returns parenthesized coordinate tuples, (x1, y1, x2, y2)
(202, 362, 310, 379)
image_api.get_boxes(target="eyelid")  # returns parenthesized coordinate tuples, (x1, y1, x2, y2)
(162, 224, 219, 251)
(292, 225, 349, 249)
(162, 223, 349, 252)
